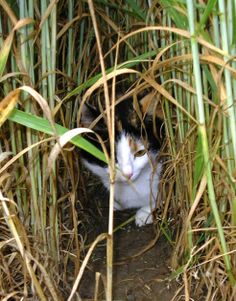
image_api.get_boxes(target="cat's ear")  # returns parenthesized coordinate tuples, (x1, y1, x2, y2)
(140, 92, 164, 120)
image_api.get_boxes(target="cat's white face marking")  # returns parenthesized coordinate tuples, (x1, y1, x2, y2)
(115, 132, 149, 182)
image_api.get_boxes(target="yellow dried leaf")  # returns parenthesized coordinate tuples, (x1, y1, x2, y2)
(0, 89, 20, 127)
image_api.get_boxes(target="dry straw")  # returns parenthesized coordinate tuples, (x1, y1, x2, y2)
(0, 0, 236, 300)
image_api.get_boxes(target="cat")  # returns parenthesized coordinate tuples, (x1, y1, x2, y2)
(80, 88, 164, 227)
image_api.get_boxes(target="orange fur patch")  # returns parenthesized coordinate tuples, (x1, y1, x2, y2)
(128, 136, 138, 153)
(140, 91, 164, 120)
(116, 120, 123, 132)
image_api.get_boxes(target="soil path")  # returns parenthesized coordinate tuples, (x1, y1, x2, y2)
(80, 211, 179, 301)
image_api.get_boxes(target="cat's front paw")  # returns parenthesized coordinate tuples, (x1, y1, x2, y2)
(135, 206, 153, 227)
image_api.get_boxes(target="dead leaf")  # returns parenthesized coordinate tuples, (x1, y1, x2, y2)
(0, 89, 20, 127)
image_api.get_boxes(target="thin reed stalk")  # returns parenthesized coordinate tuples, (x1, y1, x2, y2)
(2, 1, 236, 300)
(87, 1, 115, 300)
(186, 0, 235, 285)
(218, 0, 236, 165)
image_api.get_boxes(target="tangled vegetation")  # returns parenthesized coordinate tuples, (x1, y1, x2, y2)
(0, 0, 236, 300)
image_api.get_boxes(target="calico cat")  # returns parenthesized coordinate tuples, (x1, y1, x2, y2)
(80, 89, 164, 227)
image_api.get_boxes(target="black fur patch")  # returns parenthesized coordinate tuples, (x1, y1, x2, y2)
(80, 92, 164, 166)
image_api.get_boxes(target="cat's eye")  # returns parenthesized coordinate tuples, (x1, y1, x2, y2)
(134, 149, 146, 158)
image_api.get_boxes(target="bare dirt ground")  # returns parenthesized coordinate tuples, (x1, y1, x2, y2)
(79, 209, 179, 301)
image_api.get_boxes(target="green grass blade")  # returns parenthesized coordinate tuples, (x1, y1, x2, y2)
(94, 0, 144, 19)
(187, 0, 235, 285)
(64, 50, 158, 100)
(125, 0, 146, 21)
(198, 0, 217, 30)
(0, 31, 14, 77)
(192, 135, 204, 201)
(8, 108, 106, 163)
(159, 0, 188, 29)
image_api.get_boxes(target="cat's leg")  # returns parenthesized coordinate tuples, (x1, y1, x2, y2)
(135, 205, 153, 227)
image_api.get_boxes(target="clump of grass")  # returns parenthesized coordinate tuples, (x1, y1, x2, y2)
(1, 0, 236, 300)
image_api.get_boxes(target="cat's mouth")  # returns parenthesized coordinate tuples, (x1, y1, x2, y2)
(116, 172, 139, 183)
(106, 166, 140, 183)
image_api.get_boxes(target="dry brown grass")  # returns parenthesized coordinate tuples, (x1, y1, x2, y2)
(1, 0, 236, 300)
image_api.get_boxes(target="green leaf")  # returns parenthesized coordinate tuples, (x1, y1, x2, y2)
(199, 0, 217, 31)
(192, 134, 204, 201)
(159, 0, 188, 29)
(64, 50, 158, 100)
(8, 108, 107, 163)
(0, 32, 14, 78)
(125, 0, 146, 21)
(94, 0, 143, 20)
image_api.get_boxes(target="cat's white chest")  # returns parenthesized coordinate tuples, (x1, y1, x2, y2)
(83, 157, 162, 226)
(112, 163, 161, 210)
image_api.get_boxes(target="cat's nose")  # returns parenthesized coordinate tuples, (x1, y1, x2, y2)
(122, 166, 133, 179)
(126, 172, 133, 179)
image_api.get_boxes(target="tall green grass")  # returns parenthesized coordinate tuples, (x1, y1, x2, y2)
(1, 0, 236, 300)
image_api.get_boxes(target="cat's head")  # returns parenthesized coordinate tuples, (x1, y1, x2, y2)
(80, 89, 164, 182)
(114, 131, 152, 182)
